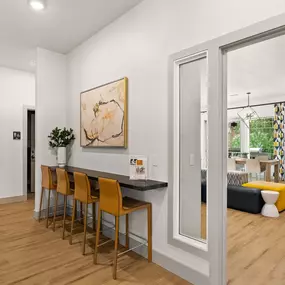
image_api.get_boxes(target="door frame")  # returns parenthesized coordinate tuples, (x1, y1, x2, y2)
(23, 105, 35, 198)
(168, 12, 285, 285)
(217, 12, 285, 285)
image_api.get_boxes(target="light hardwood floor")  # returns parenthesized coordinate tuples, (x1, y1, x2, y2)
(0, 200, 191, 285)
(202, 204, 285, 285)
(227, 208, 285, 285)
(2, 200, 285, 285)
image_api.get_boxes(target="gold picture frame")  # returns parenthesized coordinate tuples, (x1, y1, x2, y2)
(80, 77, 128, 148)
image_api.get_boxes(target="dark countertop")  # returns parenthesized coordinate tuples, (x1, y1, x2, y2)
(51, 166, 168, 191)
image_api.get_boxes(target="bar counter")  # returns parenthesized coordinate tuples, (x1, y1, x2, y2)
(50, 166, 168, 191)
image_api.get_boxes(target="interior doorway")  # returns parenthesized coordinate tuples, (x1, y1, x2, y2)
(224, 28, 285, 285)
(23, 106, 35, 200)
(27, 110, 35, 196)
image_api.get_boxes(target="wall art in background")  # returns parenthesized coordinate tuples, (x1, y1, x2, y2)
(80, 77, 128, 147)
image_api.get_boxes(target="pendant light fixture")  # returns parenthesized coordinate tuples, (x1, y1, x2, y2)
(237, 92, 259, 128)
(28, 0, 46, 11)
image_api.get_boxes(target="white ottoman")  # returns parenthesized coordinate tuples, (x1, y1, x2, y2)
(261, 190, 279, 218)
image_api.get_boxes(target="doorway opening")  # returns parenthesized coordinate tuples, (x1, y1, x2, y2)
(24, 107, 35, 200)
(225, 30, 285, 285)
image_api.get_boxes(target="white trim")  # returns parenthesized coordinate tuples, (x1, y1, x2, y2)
(168, 46, 210, 261)
(22, 105, 35, 197)
(172, 50, 208, 251)
(168, 12, 285, 285)
(213, 16, 285, 285)
(0, 195, 27, 205)
(173, 233, 208, 251)
(153, 250, 210, 285)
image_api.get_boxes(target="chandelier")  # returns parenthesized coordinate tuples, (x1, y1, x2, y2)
(237, 92, 259, 128)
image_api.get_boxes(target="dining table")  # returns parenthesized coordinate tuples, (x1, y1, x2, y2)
(235, 158, 280, 182)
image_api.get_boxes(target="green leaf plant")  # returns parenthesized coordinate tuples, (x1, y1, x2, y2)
(48, 127, 75, 148)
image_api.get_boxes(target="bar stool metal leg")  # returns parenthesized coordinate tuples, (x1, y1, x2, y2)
(74, 200, 77, 220)
(53, 191, 59, 232)
(46, 190, 51, 228)
(147, 204, 152, 262)
(92, 203, 96, 231)
(80, 202, 83, 222)
(113, 216, 119, 280)
(62, 195, 67, 239)
(93, 209, 101, 264)
(69, 198, 76, 245)
(82, 203, 88, 255)
(125, 214, 129, 249)
(39, 187, 44, 222)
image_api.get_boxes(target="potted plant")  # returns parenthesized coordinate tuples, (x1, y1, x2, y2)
(48, 127, 75, 167)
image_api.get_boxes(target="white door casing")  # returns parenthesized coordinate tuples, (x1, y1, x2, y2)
(168, 13, 285, 285)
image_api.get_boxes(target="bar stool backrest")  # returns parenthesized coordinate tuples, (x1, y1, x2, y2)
(41, 165, 54, 189)
(73, 172, 92, 203)
(98, 177, 122, 216)
(56, 168, 72, 196)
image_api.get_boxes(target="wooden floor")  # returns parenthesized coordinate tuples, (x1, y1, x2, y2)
(201, 204, 285, 284)
(227, 208, 285, 285)
(2, 200, 285, 285)
(0, 200, 191, 285)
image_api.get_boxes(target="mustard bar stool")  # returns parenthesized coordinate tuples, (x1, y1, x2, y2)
(39, 165, 57, 228)
(69, 172, 99, 255)
(53, 168, 74, 239)
(94, 177, 152, 280)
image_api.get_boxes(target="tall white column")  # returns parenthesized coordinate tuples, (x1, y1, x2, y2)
(35, 48, 67, 213)
(240, 120, 250, 157)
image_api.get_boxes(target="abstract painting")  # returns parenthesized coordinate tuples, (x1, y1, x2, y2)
(80, 77, 128, 147)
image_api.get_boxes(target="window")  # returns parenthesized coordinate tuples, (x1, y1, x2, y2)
(228, 121, 240, 151)
(249, 117, 274, 155)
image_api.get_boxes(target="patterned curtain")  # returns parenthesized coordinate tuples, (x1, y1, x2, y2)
(274, 103, 285, 181)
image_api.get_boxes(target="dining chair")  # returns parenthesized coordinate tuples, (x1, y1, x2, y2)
(39, 165, 57, 228)
(69, 172, 99, 255)
(94, 177, 152, 280)
(246, 159, 265, 180)
(227, 158, 236, 171)
(257, 155, 269, 161)
(53, 168, 74, 239)
(256, 155, 269, 173)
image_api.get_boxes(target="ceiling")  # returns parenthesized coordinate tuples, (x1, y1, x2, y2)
(0, 0, 143, 72)
(228, 34, 285, 108)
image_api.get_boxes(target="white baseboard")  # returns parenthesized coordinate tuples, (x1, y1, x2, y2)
(0, 195, 27, 205)
(152, 250, 210, 285)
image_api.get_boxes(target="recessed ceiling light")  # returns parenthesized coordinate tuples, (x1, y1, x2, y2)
(229, 94, 239, 97)
(28, 0, 46, 11)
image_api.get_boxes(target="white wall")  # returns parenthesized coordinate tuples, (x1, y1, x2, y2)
(0, 67, 35, 199)
(64, 0, 285, 283)
(35, 48, 67, 212)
